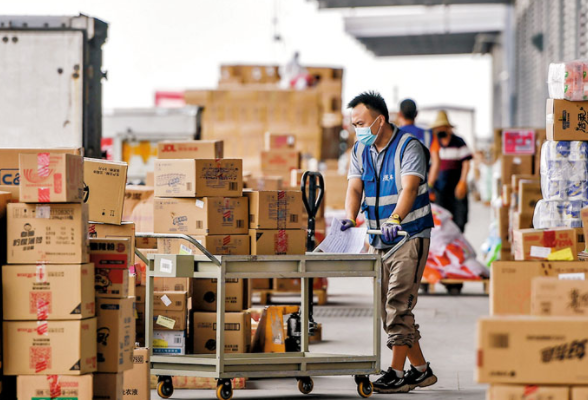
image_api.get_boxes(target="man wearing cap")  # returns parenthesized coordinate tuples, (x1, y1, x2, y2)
(429, 110, 472, 232)
(342, 91, 438, 394)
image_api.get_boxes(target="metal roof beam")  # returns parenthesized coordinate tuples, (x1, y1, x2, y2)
(318, 0, 512, 8)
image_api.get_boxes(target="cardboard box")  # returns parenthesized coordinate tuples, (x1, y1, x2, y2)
(154, 159, 242, 197)
(251, 278, 271, 290)
(3, 318, 97, 375)
(477, 316, 588, 384)
(122, 348, 149, 400)
(96, 297, 134, 373)
(490, 261, 588, 315)
(153, 309, 187, 331)
(192, 311, 252, 354)
(94, 373, 123, 400)
(512, 211, 534, 231)
(244, 175, 283, 191)
(323, 171, 347, 209)
(501, 184, 511, 207)
(513, 228, 577, 261)
(572, 387, 588, 399)
(90, 238, 131, 298)
(134, 248, 158, 286)
(153, 278, 191, 293)
(17, 375, 93, 399)
(0, 147, 80, 186)
(487, 385, 569, 400)
(517, 180, 542, 215)
(19, 153, 84, 203)
(260, 150, 300, 173)
(501, 155, 534, 186)
(152, 330, 185, 355)
(145, 171, 154, 187)
(123, 186, 154, 233)
(7, 202, 89, 264)
(249, 229, 306, 255)
(547, 99, 588, 141)
(84, 158, 128, 225)
(247, 191, 303, 230)
(89, 221, 136, 262)
(154, 197, 248, 235)
(157, 234, 250, 256)
(0, 185, 19, 201)
(157, 140, 223, 159)
(2, 263, 95, 320)
(265, 132, 295, 150)
(192, 279, 250, 312)
(154, 291, 187, 312)
(497, 206, 510, 245)
(511, 174, 536, 192)
(274, 278, 301, 292)
(531, 277, 588, 316)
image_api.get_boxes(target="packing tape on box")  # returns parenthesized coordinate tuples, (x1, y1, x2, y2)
(47, 375, 61, 399)
(276, 230, 288, 254)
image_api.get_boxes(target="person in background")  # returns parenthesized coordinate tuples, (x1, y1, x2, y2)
(397, 99, 440, 202)
(428, 110, 472, 232)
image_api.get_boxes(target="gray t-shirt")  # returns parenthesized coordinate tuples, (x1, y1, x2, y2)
(348, 132, 431, 249)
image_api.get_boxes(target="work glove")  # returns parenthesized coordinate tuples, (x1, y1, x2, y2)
(381, 217, 401, 243)
(340, 219, 356, 231)
(455, 179, 468, 200)
(428, 183, 436, 202)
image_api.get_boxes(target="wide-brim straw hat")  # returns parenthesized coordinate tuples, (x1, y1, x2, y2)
(430, 110, 454, 129)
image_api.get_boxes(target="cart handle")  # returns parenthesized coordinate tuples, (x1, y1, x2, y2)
(134, 233, 222, 266)
(366, 230, 409, 262)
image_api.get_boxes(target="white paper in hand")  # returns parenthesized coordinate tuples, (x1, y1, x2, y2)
(316, 218, 368, 254)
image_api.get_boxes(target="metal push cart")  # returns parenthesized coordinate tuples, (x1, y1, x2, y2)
(135, 233, 384, 399)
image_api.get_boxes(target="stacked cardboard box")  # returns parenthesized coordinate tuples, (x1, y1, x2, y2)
(260, 133, 301, 184)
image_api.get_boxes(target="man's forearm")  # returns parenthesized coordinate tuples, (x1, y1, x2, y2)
(345, 183, 362, 222)
(460, 160, 470, 182)
(392, 186, 418, 221)
(428, 153, 440, 187)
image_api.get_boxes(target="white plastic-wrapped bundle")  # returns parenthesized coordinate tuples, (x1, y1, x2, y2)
(540, 141, 588, 201)
(533, 199, 585, 229)
(548, 60, 588, 101)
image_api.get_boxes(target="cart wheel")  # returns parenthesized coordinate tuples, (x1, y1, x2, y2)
(354, 375, 368, 385)
(420, 283, 429, 294)
(297, 377, 314, 395)
(216, 380, 233, 400)
(156, 380, 173, 399)
(357, 380, 373, 398)
(446, 283, 463, 295)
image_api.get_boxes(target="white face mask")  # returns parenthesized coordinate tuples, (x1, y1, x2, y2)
(355, 116, 381, 146)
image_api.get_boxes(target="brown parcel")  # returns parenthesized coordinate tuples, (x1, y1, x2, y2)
(89, 221, 136, 262)
(487, 385, 569, 400)
(157, 234, 250, 256)
(501, 155, 534, 188)
(154, 309, 187, 331)
(157, 140, 223, 159)
(122, 348, 149, 400)
(153, 291, 188, 312)
(547, 99, 588, 141)
(491, 261, 588, 315)
(192, 279, 250, 312)
(17, 375, 93, 400)
(84, 158, 128, 225)
(90, 238, 131, 299)
(192, 311, 251, 354)
(517, 180, 542, 215)
(531, 277, 588, 316)
(7, 202, 89, 264)
(249, 229, 306, 255)
(573, 387, 588, 399)
(153, 278, 191, 293)
(94, 372, 123, 400)
(2, 263, 95, 320)
(154, 159, 242, 197)
(246, 191, 303, 230)
(123, 185, 154, 233)
(512, 228, 577, 261)
(96, 297, 134, 373)
(260, 150, 300, 172)
(154, 197, 248, 235)
(19, 153, 84, 203)
(3, 318, 97, 375)
(477, 316, 588, 384)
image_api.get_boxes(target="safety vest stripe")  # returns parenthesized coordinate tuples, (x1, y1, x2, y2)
(364, 183, 428, 207)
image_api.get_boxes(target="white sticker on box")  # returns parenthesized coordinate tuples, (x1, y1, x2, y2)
(179, 244, 193, 255)
(161, 294, 172, 307)
(159, 258, 173, 274)
(36, 205, 51, 219)
(530, 246, 552, 259)
(195, 200, 204, 208)
(559, 272, 586, 280)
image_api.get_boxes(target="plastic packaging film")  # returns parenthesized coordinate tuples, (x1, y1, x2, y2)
(548, 60, 588, 101)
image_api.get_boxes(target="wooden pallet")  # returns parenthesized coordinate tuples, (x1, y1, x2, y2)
(252, 289, 328, 305)
(420, 279, 489, 295)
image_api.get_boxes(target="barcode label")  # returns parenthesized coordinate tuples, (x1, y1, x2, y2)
(490, 333, 509, 349)
(229, 182, 238, 191)
(290, 214, 298, 223)
(196, 221, 203, 229)
(174, 337, 183, 344)
(213, 322, 241, 331)
(236, 220, 244, 228)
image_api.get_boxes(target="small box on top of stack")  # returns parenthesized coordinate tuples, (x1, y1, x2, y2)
(260, 132, 301, 189)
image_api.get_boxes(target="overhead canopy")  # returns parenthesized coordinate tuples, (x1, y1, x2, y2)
(318, 0, 512, 8)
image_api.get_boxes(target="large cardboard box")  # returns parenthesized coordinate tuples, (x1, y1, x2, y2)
(123, 186, 154, 233)
(3, 318, 97, 375)
(154, 291, 187, 312)
(487, 385, 569, 400)
(513, 228, 577, 261)
(247, 191, 303, 230)
(122, 348, 149, 400)
(154, 197, 248, 235)
(90, 238, 131, 298)
(154, 159, 242, 197)
(244, 175, 284, 191)
(0, 147, 80, 186)
(477, 316, 588, 384)
(265, 132, 295, 150)
(158, 234, 250, 256)
(547, 99, 588, 141)
(531, 277, 588, 316)
(152, 330, 186, 355)
(19, 153, 84, 203)
(260, 150, 300, 172)
(153, 278, 191, 293)
(497, 206, 510, 246)
(157, 140, 223, 159)
(192, 279, 250, 312)
(491, 261, 588, 315)
(94, 373, 123, 400)
(89, 221, 136, 261)
(501, 155, 534, 186)
(249, 229, 306, 255)
(573, 387, 588, 399)
(96, 297, 134, 373)
(192, 311, 252, 354)
(84, 158, 128, 225)
(17, 375, 93, 400)
(323, 171, 347, 209)
(7, 202, 89, 264)
(518, 180, 542, 215)
(2, 263, 95, 320)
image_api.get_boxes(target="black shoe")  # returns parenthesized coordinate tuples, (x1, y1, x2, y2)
(372, 368, 410, 394)
(404, 363, 438, 390)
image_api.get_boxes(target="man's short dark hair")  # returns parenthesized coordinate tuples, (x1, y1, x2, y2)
(347, 91, 389, 123)
(400, 99, 417, 121)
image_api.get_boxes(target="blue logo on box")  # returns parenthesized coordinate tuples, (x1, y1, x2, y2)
(0, 169, 19, 185)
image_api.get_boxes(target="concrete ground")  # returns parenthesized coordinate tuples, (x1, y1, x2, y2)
(152, 200, 491, 399)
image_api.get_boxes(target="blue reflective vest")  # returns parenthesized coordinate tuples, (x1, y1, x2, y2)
(400, 124, 433, 149)
(355, 128, 434, 245)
